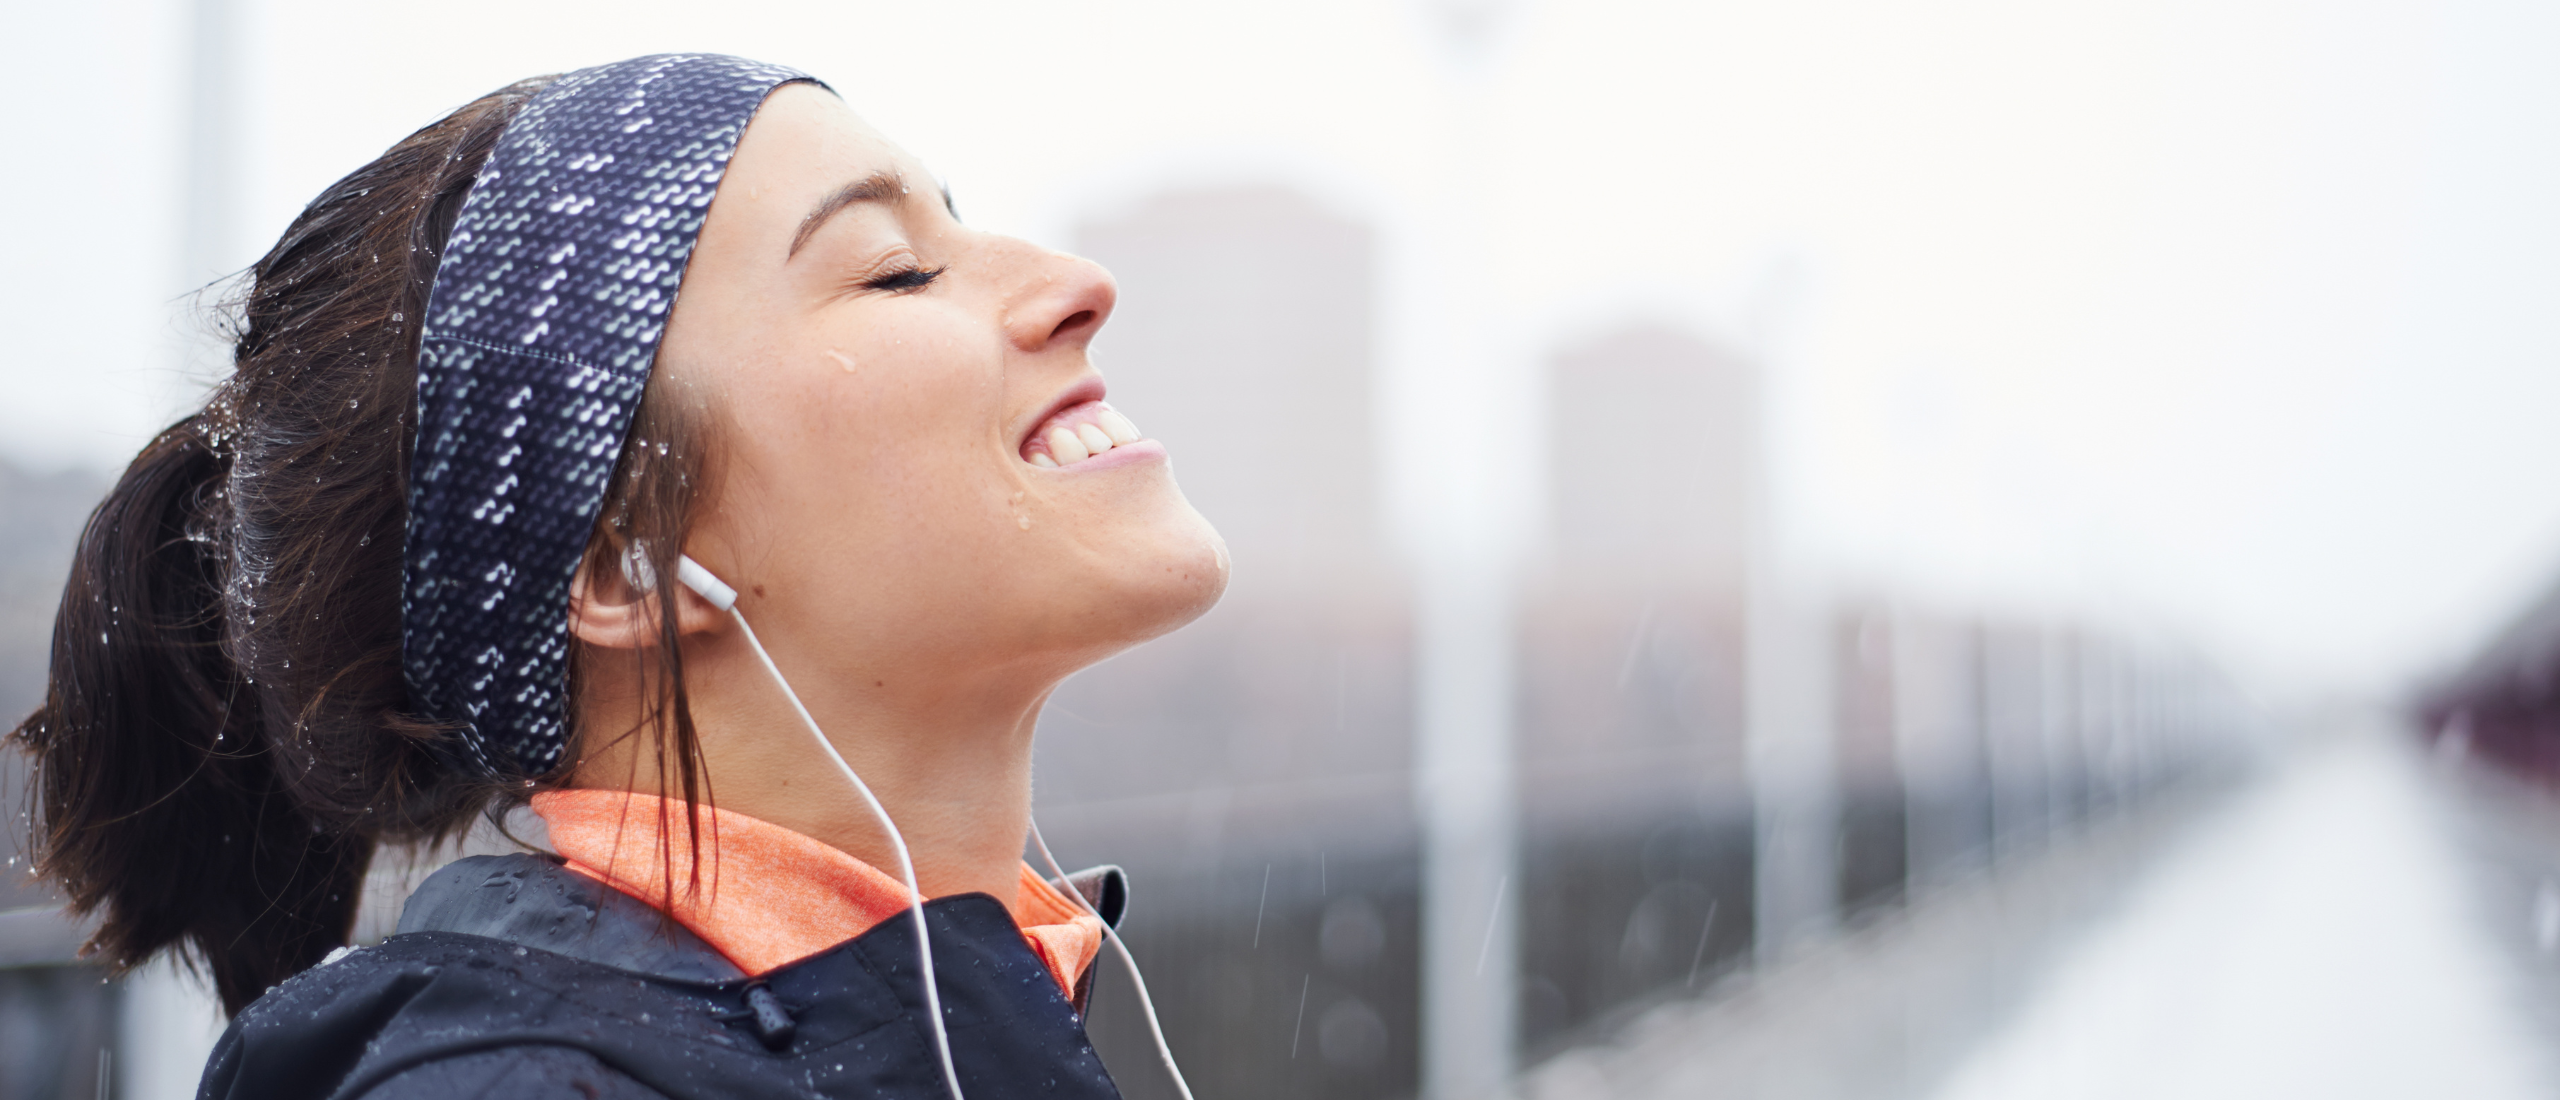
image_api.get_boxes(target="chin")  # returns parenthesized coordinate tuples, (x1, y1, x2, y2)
(1124, 508, 1231, 641)
(1064, 503, 1229, 665)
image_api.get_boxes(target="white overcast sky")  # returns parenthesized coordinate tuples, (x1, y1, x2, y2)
(6, 0, 2559, 699)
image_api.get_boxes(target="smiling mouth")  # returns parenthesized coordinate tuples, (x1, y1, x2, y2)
(1023, 401, 1145, 467)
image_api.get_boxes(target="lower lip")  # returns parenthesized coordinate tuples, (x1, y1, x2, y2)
(1036, 438, 1166, 473)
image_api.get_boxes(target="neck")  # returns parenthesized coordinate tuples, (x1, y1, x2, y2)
(570, 625, 1049, 908)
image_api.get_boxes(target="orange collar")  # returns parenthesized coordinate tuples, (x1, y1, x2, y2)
(530, 789, 1103, 998)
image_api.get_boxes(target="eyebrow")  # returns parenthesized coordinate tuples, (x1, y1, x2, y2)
(788, 170, 906, 258)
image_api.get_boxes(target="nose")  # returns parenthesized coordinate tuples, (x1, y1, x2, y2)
(1003, 244, 1116, 354)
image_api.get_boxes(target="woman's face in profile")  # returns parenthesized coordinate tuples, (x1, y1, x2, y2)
(658, 84, 1227, 689)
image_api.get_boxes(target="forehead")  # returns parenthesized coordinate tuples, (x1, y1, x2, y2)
(713, 85, 920, 239)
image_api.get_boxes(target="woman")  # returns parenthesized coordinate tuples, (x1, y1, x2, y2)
(13, 54, 1226, 1098)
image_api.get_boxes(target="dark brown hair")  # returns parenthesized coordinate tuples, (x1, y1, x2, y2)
(8, 77, 716, 1014)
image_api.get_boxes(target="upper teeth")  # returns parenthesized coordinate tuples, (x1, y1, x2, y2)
(1029, 405, 1143, 468)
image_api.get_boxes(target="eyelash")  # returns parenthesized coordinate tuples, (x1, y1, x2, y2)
(863, 264, 945, 293)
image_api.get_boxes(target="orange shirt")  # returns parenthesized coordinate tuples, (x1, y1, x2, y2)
(530, 789, 1104, 999)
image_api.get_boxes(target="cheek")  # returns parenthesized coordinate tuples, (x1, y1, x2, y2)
(765, 318, 1003, 472)
(729, 322, 1013, 565)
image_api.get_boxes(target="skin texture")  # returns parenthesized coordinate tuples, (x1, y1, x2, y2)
(563, 84, 1229, 911)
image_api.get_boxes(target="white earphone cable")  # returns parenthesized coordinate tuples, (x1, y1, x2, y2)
(1027, 819, 1198, 1100)
(662, 551, 1189, 1100)
(723, 602, 967, 1100)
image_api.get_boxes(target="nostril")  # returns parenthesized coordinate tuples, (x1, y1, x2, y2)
(1050, 309, 1098, 343)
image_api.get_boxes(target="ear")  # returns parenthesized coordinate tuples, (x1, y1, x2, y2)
(567, 551, 728, 650)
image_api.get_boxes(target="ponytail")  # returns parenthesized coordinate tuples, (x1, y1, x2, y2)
(8, 72, 719, 1016)
(16, 421, 370, 1009)
(10, 80, 545, 1015)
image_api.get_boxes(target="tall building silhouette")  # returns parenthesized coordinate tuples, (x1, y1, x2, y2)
(1515, 324, 1759, 1047)
(1038, 185, 1417, 1100)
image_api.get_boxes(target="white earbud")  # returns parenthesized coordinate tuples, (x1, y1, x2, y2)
(618, 543, 658, 593)
(618, 545, 738, 612)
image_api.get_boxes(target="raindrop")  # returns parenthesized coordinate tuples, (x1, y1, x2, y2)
(1686, 899, 1721, 988)
(1291, 975, 1310, 1059)
(1252, 863, 1271, 948)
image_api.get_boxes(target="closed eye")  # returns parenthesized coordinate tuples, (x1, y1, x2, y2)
(864, 265, 945, 292)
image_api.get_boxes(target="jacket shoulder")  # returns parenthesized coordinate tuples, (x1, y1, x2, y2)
(396, 852, 742, 982)
(199, 933, 723, 1100)
(352, 1045, 670, 1100)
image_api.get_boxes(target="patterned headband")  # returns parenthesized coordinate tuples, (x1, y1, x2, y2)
(404, 54, 820, 776)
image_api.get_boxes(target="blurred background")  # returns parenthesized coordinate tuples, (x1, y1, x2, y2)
(5, 0, 2560, 1097)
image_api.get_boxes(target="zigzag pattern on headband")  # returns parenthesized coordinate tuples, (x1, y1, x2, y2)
(404, 54, 819, 776)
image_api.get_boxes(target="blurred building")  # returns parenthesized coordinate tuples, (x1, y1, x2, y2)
(1040, 185, 1420, 1100)
(2416, 569, 2560, 1062)
(2420, 575, 2560, 781)
(1515, 325, 1756, 1052)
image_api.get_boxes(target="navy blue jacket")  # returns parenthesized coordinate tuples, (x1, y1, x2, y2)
(197, 854, 1129, 1099)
